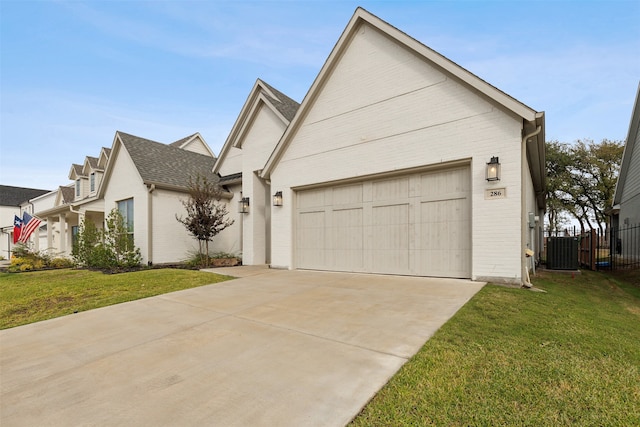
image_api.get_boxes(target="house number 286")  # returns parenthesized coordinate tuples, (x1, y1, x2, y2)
(485, 188, 506, 199)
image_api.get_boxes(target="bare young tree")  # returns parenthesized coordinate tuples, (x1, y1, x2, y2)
(176, 175, 234, 266)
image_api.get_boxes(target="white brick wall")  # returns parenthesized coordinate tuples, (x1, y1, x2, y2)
(218, 147, 242, 176)
(102, 146, 149, 262)
(241, 103, 287, 265)
(269, 22, 531, 283)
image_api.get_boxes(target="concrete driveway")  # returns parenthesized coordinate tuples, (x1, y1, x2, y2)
(1, 267, 484, 426)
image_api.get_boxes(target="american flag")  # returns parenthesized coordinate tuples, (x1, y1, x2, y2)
(18, 212, 42, 244)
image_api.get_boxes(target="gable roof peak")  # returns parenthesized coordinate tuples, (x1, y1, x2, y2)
(261, 7, 544, 178)
(257, 79, 300, 122)
(109, 130, 217, 191)
(170, 132, 200, 148)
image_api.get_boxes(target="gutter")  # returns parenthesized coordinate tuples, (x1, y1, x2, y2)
(147, 184, 155, 266)
(521, 124, 542, 288)
(143, 181, 234, 200)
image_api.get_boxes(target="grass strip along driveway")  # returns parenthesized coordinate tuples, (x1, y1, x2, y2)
(0, 269, 232, 329)
(2, 268, 638, 425)
(351, 270, 640, 426)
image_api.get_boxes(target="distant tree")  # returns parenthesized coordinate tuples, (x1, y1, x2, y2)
(546, 139, 624, 233)
(176, 175, 234, 266)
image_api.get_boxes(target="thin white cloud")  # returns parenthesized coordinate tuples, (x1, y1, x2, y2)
(58, 1, 336, 68)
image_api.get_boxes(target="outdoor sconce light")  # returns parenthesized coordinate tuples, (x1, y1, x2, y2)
(273, 191, 283, 207)
(239, 197, 250, 214)
(486, 156, 501, 181)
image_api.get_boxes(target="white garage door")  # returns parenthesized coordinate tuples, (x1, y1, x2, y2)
(295, 166, 470, 278)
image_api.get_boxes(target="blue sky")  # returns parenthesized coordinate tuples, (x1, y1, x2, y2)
(1, 0, 639, 190)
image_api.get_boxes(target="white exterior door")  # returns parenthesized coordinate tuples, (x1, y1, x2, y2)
(295, 166, 471, 278)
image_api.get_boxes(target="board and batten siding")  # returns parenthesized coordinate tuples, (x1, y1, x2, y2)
(269, 20, 527, 283)
(620, 128, 640, 225)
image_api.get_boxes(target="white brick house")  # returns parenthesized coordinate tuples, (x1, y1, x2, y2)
(612, 82, 640, 227)
(33, 132, 221, 265)
(227, 8, 545, 285)
(213, 79, 300, 264)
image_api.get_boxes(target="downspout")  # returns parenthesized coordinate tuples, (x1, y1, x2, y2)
(521, 125, 542, 287)
(147, 184, 155, 266)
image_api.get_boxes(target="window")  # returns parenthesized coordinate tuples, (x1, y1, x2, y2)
(90, 173, 96, 192)
(72, 225, 79, 246)
(75, 179, 81, 197)
(117, 198, 134, 247)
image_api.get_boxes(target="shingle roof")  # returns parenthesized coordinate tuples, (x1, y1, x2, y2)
(259, 80, 300, 122)
(102, 147, 112, 156)
(86, 156, 98, 169)
(0, 185, 50, 206)
(169, 133, 198, 148)
(218, 172, 242, 184)
(71, 164, 84, 176)
(117, 132, 218, 189)
(59, 186, 75, 204)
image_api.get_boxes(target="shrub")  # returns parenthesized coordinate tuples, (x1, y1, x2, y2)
(7, 249, 72, 272)
(183, 250, 240, 268)
(72, 210, 142, 271)
(49, 257, 74, 269)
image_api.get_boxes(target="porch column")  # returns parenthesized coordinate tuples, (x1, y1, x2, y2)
(59, 213, 67, 254)
(47, 217, 53, 252)
(34, 226, 40, 252)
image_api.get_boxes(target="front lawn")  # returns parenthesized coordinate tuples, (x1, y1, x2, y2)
(0, 268, 232, 329)
(351, 270, 640, 426)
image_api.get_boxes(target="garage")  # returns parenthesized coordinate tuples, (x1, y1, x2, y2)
(295, 165, 471, 278)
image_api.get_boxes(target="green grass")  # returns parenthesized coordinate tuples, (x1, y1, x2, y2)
(351, 270, 640, 426)
(0, 268, 233, 329)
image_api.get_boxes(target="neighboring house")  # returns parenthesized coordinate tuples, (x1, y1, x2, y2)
(97, 131, 221, 265)
(19, 189, 59, 252)
(213, 79, 300, 263)
(220, 8, 546, 285)
(34, 132, 220, 265)
(35, 148, 110, 257)
(612, 82, 640, 227)
(0, 185, 50, 257)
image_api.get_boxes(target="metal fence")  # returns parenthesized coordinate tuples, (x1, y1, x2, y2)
(544, 224, 640, 271)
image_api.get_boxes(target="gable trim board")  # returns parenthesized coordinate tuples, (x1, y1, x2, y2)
(613, 82, 640, 217)
(213, 79, 299, 176)
(261, 7, 544, 185)
(241, 7, 546, 285)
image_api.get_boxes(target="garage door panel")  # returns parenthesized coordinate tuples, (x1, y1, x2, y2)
(298, 188, 326, 209)
(333, 208, 364, 271)
(372, 204, 410, 273)
(296, 166, 470, 278)
(419, 198, 470, 277)
(421, 167, 469, 200)
(297, 211, 326, 269)
(373, 177, 409, 201)
(332, 184, 363, 205)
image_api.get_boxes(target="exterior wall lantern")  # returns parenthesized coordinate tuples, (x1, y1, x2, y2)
(273, 191, 283, 207)
(486, 156, 501, 181)
(239, 197, 250, 214)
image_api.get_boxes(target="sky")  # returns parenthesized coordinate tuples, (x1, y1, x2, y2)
(1, 0, 639, 191)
